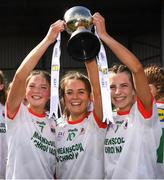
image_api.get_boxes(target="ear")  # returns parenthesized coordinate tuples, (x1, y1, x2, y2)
(0, 84, 4, 90)
(149, 84, 157, 97)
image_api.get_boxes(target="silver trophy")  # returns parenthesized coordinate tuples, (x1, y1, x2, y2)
(64, 6, 100, 61)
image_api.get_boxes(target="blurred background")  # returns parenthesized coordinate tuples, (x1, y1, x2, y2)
(0, 0, 162, 81)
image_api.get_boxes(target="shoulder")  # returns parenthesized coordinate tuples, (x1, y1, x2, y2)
(56, 116, 67, 127)
(5, 103, 28, 121)
(88, 111, 107, 129)
(156, 102, 164, 109)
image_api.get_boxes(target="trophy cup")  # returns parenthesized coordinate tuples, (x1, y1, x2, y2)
(64, 6, 100, 61)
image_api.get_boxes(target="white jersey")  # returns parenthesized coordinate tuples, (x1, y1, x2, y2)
(55, 111, 107, 179)
(0, 103, 6, 179)
(104, 97, 162, 179)
(5, 103, 56, 179)
(156, 102, 164, 179)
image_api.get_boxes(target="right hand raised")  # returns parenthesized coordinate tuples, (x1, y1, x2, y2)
(45, 20, 65, 44)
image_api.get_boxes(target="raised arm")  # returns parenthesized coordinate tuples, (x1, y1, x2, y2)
(92, 13, 152, 111)
(85, 60, 103, 121)
(7, 20, 65, 117)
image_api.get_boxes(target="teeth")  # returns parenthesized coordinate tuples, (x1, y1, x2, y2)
(32, 96, 41, 100)
(71, 102, 80, 106)
(115, 97, 124, 101)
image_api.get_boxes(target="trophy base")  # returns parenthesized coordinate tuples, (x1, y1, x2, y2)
(67, 29, 100, 61)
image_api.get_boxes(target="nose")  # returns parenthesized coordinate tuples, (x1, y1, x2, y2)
(115, 87, 121, 94)
(33, 86, 41, 93)
(72, 92, 78, 99)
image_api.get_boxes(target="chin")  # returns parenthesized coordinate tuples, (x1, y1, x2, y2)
(115, 105, 127, 111)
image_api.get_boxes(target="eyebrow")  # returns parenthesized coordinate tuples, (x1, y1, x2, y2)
(121, 83, 129, 85)
(110, 82, 129, 86)
(28, 82, 48, 86)
(65, 88, 86, 91)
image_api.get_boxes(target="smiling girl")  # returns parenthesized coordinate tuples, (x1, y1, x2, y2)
(93, 12, 162, 179)
(55, 62, 107, 178)
(5, 20, 65, 179)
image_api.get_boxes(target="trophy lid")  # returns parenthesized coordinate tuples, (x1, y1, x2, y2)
(64, 6, 93, 34)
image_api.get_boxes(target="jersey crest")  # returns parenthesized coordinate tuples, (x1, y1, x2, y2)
(158, 108, 164, 122)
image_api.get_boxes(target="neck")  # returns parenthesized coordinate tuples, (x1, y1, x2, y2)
(28, 105, 45, 115)
(157, 97, 164, 102)
(68, 112, 87, 122)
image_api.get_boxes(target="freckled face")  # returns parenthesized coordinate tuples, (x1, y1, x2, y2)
(64, 79, 91, 119)
(26, 75, 50, 113)
(109, 72, 135, 112)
